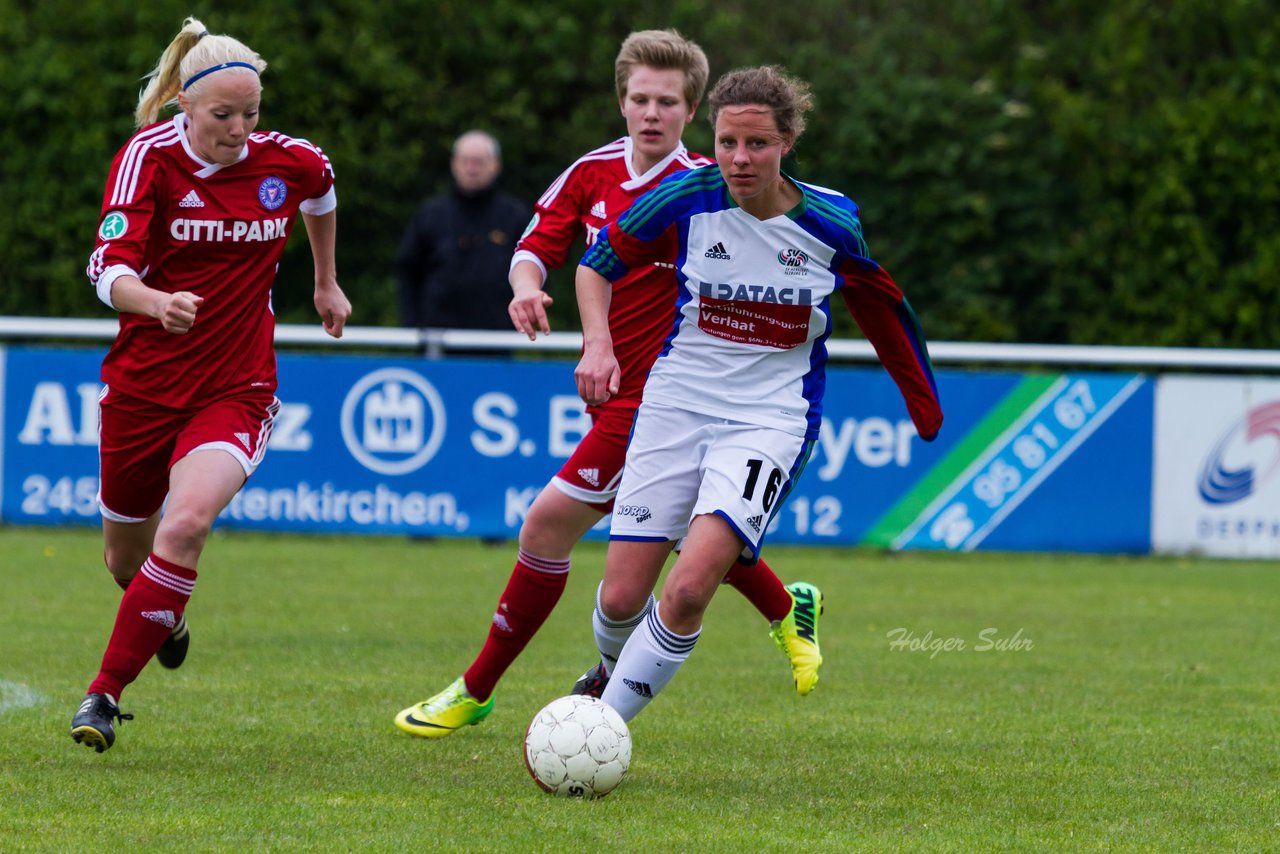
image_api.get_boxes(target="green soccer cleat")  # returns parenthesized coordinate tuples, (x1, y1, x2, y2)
(769, 581, 824, 696)
(394, 676, 494, 738)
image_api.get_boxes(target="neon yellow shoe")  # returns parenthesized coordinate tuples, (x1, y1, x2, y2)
(769, 582, 824, 696)
(394, 676, 494, 738)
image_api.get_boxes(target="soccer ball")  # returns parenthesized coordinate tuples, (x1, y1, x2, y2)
(523, 695, 631, 798)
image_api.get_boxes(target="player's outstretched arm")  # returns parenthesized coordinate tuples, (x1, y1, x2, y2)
(509, 259, 554, 340)
(573, 265, 619, 405)
(303, 210, 351, 338)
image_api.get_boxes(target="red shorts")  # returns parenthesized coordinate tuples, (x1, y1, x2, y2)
(550, 404, 638, 512)
(98, 387, 280, 522)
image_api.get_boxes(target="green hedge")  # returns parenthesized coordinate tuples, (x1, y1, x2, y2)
(2, 0, 1275, 346)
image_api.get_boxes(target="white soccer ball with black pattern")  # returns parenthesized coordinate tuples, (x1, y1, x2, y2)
(523, 695, 631, 798)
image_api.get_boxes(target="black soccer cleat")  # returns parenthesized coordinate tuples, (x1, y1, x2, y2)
(571, 661, 610, 699)
(70, 693, 134, 753)
(155, 614, 190, 669)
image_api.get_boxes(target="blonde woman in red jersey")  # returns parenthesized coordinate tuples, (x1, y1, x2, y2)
(71, 17, 351, 752)
(394, 30, 823, 739)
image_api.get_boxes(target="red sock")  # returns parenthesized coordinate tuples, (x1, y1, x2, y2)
(463, 550, 569, 701)
(723, 557, 793, 623)
(88, 553, 196, 700)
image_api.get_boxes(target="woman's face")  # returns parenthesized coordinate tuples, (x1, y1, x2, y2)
(714, 104, 792, 212)
(180, 71, 261, 165)
(620, 65, 696, 172)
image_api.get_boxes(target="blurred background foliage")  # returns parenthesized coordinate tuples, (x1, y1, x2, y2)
(1, 0, 1276, 346)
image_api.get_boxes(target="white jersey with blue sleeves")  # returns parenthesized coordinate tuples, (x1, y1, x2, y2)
(582, 165, 874, 439)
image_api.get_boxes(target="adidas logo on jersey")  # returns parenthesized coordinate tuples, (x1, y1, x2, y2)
(178, 190, 205, 208)
(141, 609, 177, 629)
(235, 432, 251, 450)
(590, 200, 607, 219)
(704, 241, 731, 260)
(746, 514, 764, 533)
(577, 467, 601, 487)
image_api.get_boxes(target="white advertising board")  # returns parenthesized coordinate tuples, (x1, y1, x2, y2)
(1153, 376, 1280, 558)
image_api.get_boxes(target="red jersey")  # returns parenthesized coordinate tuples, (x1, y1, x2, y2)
(511, 136, 710, 409)
(86, 114, 335, 409)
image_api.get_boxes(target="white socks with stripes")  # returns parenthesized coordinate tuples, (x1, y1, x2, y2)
(599, 606, 699, 723)
(591, 582, 655, 673)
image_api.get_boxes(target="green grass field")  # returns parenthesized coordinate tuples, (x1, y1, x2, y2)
(1, 526, 1277, 852)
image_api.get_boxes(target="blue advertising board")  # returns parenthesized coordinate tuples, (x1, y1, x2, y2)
(1, 345, 1153, 552)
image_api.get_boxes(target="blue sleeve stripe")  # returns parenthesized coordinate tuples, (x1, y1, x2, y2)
(619, 169, 722, 234)
(804, 192, 870, 257)
(581, 234, 628, 280)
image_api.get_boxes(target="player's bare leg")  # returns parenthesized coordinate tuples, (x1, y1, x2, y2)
(154, 450, 247, 567)
(599, 515, 740, 721)
(518, 486, 604, 558)
(596, 538, 672, 623)
(102, 514, 159, 586)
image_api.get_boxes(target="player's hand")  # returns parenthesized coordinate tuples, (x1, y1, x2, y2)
(159, 291, 204, 334)
(315, 281, 352, 338)
(509, 286, 554, 340)
(575, 344, 621, 405)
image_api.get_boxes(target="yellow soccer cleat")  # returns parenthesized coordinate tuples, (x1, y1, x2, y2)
(769, 581, 824, 696)
(394, 676, 494, 738)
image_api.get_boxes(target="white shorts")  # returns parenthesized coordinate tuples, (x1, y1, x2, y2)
(610, 402, 814, 559)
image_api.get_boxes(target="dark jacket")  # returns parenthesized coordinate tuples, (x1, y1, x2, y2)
(394, 183, 531, 329)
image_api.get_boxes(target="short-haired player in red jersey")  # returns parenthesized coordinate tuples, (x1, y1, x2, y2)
(70, 16, 351, 753)
(394, 30, 824, 739)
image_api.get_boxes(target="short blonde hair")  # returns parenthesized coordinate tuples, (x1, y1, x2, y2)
(134, 16, 266, 128)
(614, 29, 709, 109)
(708, 66, 814, 143)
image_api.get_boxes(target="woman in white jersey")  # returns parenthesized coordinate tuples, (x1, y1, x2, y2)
(71, 17, 350, 753)
(575, 66, 944, 724)
(395, 33, 823, 742)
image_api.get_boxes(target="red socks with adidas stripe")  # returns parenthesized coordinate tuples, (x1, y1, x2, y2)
(88, 553, 196, 700)
(463, 550, 569, 701)
(723, 556, 793, 623)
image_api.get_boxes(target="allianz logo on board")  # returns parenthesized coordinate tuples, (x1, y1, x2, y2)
(340, 368, 446, 476)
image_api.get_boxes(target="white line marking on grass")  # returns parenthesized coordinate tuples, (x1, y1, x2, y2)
(0, 680, 45, 713)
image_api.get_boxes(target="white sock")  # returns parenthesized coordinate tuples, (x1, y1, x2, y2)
(592, 582, 654, 673)
(600, 605, 699, 723)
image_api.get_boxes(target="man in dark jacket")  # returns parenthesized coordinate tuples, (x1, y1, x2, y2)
(395, 130, 531, 331)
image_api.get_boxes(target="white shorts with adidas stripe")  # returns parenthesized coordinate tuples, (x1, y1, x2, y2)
(609, 401, 812, 559)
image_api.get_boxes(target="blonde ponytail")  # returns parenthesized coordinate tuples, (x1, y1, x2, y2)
(133, 17, 266, 129)
(135, 17, 207, 128)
